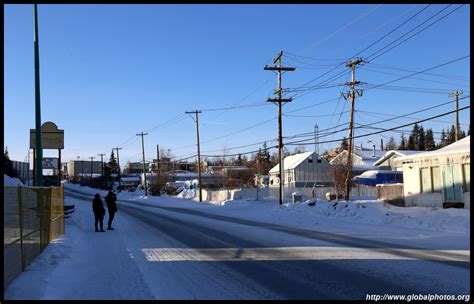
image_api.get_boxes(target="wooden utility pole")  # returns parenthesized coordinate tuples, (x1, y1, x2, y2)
(264, 51, 295, 205)
(136, 132, 148, 196)
(156, 144, 160, 195)
(185, 110, 203, 202)
(113, 147, 122, 189)
(89, 156, 95, 180)
(449, 90, 463, 141)
(98, 153, 105, 176)
(342, 58, 364, 201)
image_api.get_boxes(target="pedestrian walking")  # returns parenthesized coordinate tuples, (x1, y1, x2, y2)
(92, 193, 106, 232)
(105, 191, 118, 230)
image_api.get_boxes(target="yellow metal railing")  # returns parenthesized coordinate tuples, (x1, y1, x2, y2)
(3, 186, 64, 290)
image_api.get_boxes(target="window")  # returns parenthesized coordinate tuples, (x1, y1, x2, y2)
(308, 157, 313, 164)
(463, 164, 470, 192)
(317, 158, 322, 163)
(420, 167, 431, 193)
(431, 167, 441, 193)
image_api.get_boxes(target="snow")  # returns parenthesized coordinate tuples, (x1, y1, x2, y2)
(354, 169, 400, 179)
(4, 182, 469, 299)
(373, 150, 422, 166)
(4, 174, 24, 186)
(269, 151, 314, 173)
(396, 136, 470, 161)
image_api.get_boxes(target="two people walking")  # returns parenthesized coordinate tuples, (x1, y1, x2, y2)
(92, 191, 118, 232)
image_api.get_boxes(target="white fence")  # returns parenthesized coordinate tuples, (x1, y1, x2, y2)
(202, 184, 378, 203)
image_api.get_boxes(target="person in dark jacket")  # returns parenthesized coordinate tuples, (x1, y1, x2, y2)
(92, 193, 106, 232)
(105, 191, 118, 230)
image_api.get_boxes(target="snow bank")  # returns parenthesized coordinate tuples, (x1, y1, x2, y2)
(4, 174, 24, 186)
(64, 183, 469, 234)
(282, 199, 470, 233)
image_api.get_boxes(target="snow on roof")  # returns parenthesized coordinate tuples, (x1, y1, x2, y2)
(353, 148, 385, 161)
(396, 136, 470, 161)
(373, 150, 423, 166)
(4, 174, 24, 186)
(269, 151, 315, 173)
(355, 170, 402, 180)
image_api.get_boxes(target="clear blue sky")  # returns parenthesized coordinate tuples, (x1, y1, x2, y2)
(4, 4, 470, 168)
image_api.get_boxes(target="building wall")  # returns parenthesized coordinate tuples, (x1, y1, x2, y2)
(67, 160, 102, 177)
(463, 192, 470, 209)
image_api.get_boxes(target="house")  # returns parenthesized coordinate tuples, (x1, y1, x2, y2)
(373, 150, 423, 171)
(119, 176, 141, 190)
(269, 151, 332, 187)
(329, 146, 385, 173)
(393, 136, 470, 209)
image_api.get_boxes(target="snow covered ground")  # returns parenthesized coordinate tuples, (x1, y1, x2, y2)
(4, 174, 25, 186)
(4, 182, 470, 299)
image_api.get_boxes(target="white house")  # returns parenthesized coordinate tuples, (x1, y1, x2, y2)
(269, 151, 332, 187)
(394, 136, 470, 209)
(330, 146, 385, 173)
(373, 150, 422, 171)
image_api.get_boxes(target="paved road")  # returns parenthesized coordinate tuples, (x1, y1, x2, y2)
(64, 189, 470, 300)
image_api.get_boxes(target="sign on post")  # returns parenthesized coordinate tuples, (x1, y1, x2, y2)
(30, 122, 64, 149)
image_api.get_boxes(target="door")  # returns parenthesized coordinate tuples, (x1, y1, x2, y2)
(442, 165, 463, 203)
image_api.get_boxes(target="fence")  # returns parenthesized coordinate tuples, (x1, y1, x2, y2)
(376, 183, 405, 206)
(202, 184, 378, 203)
(4, 186, 64, 290)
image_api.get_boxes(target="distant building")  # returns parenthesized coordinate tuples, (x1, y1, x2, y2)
(394, 136, 470, 209)
(11, 161, 29, 183)
(269, 151, 332, 187)
(124, 162, 150, 174)
(330, 146, 385, 173)
(67, 160, 102, 178)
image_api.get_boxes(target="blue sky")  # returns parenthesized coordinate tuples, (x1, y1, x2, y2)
(4, 4, 470, 167)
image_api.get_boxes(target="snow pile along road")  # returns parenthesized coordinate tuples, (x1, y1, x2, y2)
(281, 199, 470, 233)
(4, 174, 24, 186)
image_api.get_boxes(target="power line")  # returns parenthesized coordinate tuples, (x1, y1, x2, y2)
(285, 105, 470, 146)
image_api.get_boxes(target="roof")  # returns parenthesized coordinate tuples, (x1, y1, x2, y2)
(269, 151, 316, 173)
(353, 148, 385, 162)
(373, 150, 423, 166)
(396, 136, 470, 162)
(330, 148, 385, 166)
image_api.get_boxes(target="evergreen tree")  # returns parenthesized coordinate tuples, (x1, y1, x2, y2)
(398, 133, 407, 150)
(340, 137, 348, 151)
(407, 134, 416, 150)
(417, 125, 425, 151)
(468, 124, 470, 136)
(4, 147, 18, 178)
(108, 150, 118, 174)
(439, 129, 447, 148)
(447, 125, 456, 145)
(425, 128, 436, 151)
(386, 136, 397, 150)
(411, 123, 420, 149)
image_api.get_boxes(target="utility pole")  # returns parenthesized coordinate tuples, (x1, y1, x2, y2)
(264, 50, 295, 205)
(185, 110, 203, 202)
(449, 90, 463, 141)
(98, 153, 105, 177)
(136, 132, 148, 196)
(314, 123, 319, 155)
(33, 4, 43, 187)
(89, 156, 95, 180)
(156, 144, 160, 195)
(113, 147, 122, 189)
(342, 57, 364, 201)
